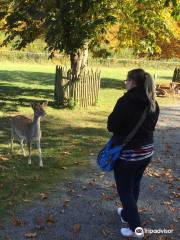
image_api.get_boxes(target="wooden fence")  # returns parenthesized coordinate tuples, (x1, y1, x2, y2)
(172, 67, 180, 82)
(54, 66, 101, 107)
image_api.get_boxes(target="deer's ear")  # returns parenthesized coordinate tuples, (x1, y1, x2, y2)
(42, 101, 48, 107)
(31, 103, 35, 109)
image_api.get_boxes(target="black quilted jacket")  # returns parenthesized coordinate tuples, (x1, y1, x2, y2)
(107, 86, 160, 149)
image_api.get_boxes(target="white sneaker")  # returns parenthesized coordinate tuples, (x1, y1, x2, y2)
(117, 207, 128, 223)
(120, 227, 144, 238)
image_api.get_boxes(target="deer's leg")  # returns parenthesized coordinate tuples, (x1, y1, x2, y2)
(20, 139, 26, 156)
(27, 142, 32, 165)
(11, 130, 14, 151)
(11, 136, 14, 151)
(36, 140, 43, 167)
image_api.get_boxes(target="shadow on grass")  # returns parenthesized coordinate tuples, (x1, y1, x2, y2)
(0, 70, 55, 85)
(101, 78, 125, 90)
(0, 69, 55, 112)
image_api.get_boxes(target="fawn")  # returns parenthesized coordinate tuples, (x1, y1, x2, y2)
(10, 102, 48, 167)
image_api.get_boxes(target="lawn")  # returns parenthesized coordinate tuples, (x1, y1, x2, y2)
(0, 61, 179, 216)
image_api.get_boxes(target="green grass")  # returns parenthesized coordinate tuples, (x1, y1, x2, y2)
(0, 61, 179, 216)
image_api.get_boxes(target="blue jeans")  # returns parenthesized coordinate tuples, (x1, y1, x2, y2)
(114, 157, 151, 231)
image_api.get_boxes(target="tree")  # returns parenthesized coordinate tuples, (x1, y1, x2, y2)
(0, 0, 117, 78)
(127, 0, 180, 58)
(90, 0, 180, 59)
(0, 0, 179, 77)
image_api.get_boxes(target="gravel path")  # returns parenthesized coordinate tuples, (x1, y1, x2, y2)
(0, 105, 180, 240)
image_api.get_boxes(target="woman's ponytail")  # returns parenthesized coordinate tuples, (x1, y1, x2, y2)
(127, 69, 157, 112)
(144, 72, 156, 112)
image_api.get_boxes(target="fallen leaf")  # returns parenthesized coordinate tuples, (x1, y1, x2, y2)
(24, 232, 37, 238)
(40, 192, 48, 200)
(73, 223, 81, 234)
(73, 161, 80, 165)
(68, 188, 75, 194)
(76, 194, 82, 197)
(12, 214, 24, 227)
(63, 199, 70, 208)
(46, 215, 56, 225)
(149, 184, 155, 190)
(99, 175, 105, 179)
(63, 151, 70, 155)
(101, 227, 111, 237)
(61, 166, 68, 170)
(162, 200, 173, 206)
(0, 155, 9, 161)
(22, 199, 31, 203)
(145, 167, 175, 184)
(139, 207, 148, 213)
(171, 191, 180, 199)
(145, 168, 161, 178)
(168, 207, 176, 213)
(150, 217, 156, 222)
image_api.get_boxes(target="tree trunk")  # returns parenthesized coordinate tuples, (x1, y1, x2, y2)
(70, 43, 88, 81)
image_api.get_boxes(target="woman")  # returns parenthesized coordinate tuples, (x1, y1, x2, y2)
(107, 69, 159, 238)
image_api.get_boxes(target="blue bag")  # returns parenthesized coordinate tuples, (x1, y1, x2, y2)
(96, 106, 149, 172)
(96, 138, 122, 172)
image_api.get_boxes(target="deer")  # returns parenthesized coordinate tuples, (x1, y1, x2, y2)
(10, 102, 48, 167)
(155, 82, 177, 97)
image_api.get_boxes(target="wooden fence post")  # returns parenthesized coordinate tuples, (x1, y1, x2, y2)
(172, 67, 180, 82)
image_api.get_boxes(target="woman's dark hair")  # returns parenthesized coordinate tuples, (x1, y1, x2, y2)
(128, 68, 146, 86)
(127, 68, 156, 112)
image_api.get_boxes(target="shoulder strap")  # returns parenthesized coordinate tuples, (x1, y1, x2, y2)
(121, 105, 150, 148)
